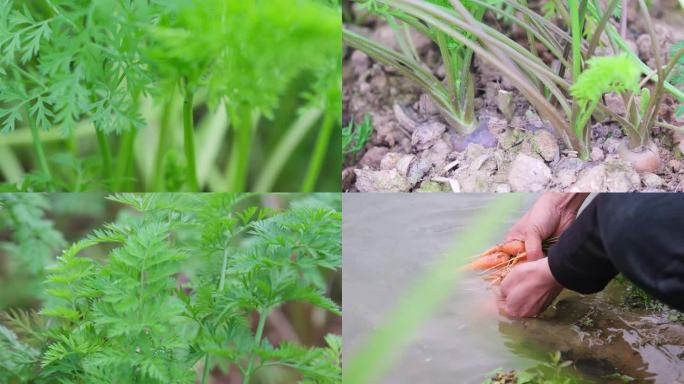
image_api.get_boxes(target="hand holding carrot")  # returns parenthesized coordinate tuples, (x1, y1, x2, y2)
(505, 193, 588, 261)
(497, 257, 564, 318)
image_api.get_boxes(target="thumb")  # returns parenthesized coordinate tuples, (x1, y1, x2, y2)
(524, 228, 543, 261)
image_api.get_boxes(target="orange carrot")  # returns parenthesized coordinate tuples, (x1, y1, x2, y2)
(463, 251, 509, 271)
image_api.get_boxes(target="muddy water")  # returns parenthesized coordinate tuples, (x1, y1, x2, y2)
(343, 194, 684, 384)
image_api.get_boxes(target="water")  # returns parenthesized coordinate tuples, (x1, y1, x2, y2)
(343, 193, 684, 384)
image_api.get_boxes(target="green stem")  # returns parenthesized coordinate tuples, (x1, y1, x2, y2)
(95, 127, 112, 187)
(226, 108, 253, 192)
(153, 99, 173, 191)
(569, 0, 582, 81)
(183, 86, 199, 192)
(301, 111, 335, 192)
(201, 354, 211, 384)
(113, 129, 135, 191)
(253, 107, 323, 192)
(243, 310, 268, 384)
(219, 247, 229, 291)
(26, 110, 53, 189)
(575, 98, 599, 160)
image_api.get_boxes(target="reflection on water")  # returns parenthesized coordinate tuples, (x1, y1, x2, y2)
(343, 194, 684, 384)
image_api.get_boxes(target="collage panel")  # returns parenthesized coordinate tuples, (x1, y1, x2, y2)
(342, 1, 684, 192)
(343, 193, 684, 383)
(3, 0, 684, 384)
(0, 0, 342, 193)
(0, 193, 341, 383)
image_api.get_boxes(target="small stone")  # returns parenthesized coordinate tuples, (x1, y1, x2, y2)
(603, 138, 622, 154)
(524, 109, 544, 131)
(406, 158, 432, 185)
(498, 129, 522, 150)
(412, 122, 446, 150)
(604, 159, 641, 192)
(555, 157, 584, 189)
(394, 103, 418, 133)
(354, 169, 412, 192)
(380, 152, 403, 171)
(570, 165, 606, 191)
(395, 154, 417, 176)
(642, 173, 664, 188)
(487, 116, 508, 136)
(496, 90, 514, 120)
(636, 34, 653, 61)
(369, 71, 387, 89)
(350, 50, 370, 74)
(421, 139, 451, 170)
(342, 167, 355, 191)
(358, 147, 389, 169)
(510, 116, 524, 130)
(457, 171, 491, 192)
(557, 169, 578, 188)
(590, 146, 605, 162)
(508, 154, 551, 192)
(463, 143, 487, 161)
(418, 94, 439, 116)
(604, 93, 626, 116)
(668, 159, 682, 172)
(530, 130, 560, 162)
(372, 25, 398, 50)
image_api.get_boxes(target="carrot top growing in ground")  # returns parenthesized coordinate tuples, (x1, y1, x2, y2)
(346, 0, 684, 164)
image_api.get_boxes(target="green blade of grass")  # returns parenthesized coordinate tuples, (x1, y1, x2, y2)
(344, 194, 526, 384)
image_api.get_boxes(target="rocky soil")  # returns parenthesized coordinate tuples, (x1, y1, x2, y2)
(342, 1, 684, 192)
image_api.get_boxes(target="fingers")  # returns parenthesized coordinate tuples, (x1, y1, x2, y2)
(524, 228, 544, 261)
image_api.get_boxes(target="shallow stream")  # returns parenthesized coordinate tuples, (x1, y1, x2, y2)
(343, 194, 684, 383)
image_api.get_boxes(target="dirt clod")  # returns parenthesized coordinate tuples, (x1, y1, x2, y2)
(508, 154, 551, 192)
(359, 147, 389, 169)
(354, 168, 412, 192)
(642, 172, 664, 188)
(412, 122, 446, 151)
(530, 130, 560, 162)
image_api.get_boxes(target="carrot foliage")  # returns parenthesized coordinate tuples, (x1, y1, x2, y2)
(0, 193, 342, 383)
(0, 1, 341, 192)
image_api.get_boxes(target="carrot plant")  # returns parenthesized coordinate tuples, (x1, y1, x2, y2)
(0, 193, 342, 383)
(342, 114, 373, 158)
(346, 1, 493, 133)
(345, 0, 684, 162)
(0, 1, 342, 192)
(0, 194, 64, 310)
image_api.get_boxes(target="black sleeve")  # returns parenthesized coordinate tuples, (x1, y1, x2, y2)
(547, 194, 684, 312)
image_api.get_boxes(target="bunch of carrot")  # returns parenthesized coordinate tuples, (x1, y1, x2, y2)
(465, 238, 558, 284)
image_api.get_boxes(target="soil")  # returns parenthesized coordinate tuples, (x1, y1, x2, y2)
(500, 281, 684, 383)
(342, 1, 684, 192)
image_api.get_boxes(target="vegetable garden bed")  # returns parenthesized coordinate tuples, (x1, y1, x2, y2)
(342, 0, 684, 192)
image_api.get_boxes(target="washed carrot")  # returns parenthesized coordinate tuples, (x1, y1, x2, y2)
(463, 251, 510, 271)
(464, 240, 530, 285)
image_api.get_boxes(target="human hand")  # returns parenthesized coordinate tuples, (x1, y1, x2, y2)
(497, 257, 563, 318)
(505, 193, 588, 261)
